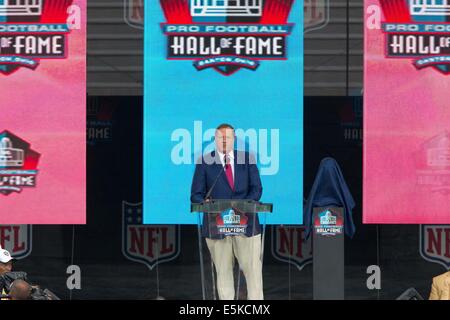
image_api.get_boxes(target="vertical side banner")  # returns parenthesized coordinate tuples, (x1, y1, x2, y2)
(0, 0, 86, 224)
(364, 0, 450, 223)
(144, 0, 303, 224)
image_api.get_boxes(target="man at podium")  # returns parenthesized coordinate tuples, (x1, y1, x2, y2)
(191, 123, 264, 300)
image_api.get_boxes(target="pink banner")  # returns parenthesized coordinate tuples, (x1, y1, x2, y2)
(0, 0, 86, 224)
(364, 0, 450, 224)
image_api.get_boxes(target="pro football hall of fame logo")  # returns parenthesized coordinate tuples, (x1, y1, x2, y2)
(380, 0, 450, 74)
(314, 208, 344, 237)
(0, 0, 75, 75)
(0, 131, 40, 196)
(159, 0, 296, 75)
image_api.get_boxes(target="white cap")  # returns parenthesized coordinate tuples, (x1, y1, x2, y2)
(0, 246, 13, 264)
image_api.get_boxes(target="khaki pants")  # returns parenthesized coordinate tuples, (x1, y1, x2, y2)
(206, 234, 263, 300)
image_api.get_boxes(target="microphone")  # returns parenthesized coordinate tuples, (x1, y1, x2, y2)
(204, 155, 227, 201)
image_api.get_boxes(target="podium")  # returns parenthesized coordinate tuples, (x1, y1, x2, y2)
(191, 199, 272, 300)
(191, 200, 272, 215)
(304, 157, 355, 300)
(312, 206, 345, 300)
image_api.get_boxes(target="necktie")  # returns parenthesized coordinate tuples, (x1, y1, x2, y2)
(224, 155, 234, 191)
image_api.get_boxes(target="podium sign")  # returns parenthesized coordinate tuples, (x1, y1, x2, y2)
(313, 207, 344, 300)
(314, 208, 344, 237)
(215, 209, 249, 237)
(193, 200, 272, 238)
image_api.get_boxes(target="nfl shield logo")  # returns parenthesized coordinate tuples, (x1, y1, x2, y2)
(420, 225, 450, 270)
(124, 0, 144, 29)
(304, 0, 329, 33)
(271, 226, 312, 270)
(122, 202, 180, 270)
(0, 225, 32, 260)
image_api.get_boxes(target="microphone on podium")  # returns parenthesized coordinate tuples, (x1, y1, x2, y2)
(204, 155, 227, 201)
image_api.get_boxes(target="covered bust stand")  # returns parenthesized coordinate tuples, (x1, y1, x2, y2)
(304, 157, 355, 300)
